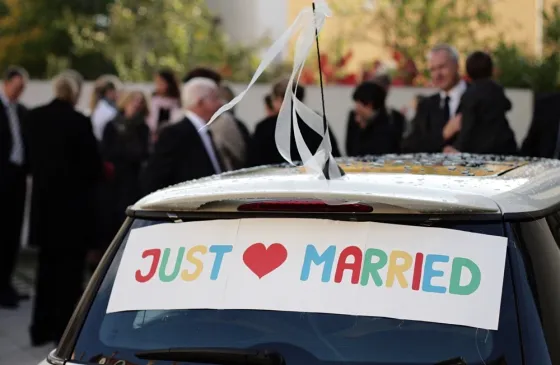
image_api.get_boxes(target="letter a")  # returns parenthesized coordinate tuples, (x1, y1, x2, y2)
(334, 246, 363, 284)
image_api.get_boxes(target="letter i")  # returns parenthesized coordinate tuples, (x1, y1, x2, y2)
(412, 253, 424, 291)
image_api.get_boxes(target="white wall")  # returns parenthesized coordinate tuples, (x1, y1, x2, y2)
(205, 0, 288, 59)
(21, 81, 533, 156)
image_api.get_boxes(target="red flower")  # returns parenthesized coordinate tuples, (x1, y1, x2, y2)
(300, 68, 316, 85)
(337, 74, 358, 85)
(336, 51, 353, 68)
(392, 50, 403, 63)
(392, 77, 407, 86)
(322, 64, 335, 81)
(319, 53, 329, 68)
(404, 59, 418, 76)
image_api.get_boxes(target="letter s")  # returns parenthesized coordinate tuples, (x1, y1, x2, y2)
(182, 245, 208, 281)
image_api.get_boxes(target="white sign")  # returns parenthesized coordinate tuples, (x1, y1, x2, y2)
(107, 218, 507, 330)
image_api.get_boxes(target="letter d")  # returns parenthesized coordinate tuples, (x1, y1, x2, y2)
(449, 257, 481, 295)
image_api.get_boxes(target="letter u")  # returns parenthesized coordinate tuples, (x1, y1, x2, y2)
(158, 247, 185, 282)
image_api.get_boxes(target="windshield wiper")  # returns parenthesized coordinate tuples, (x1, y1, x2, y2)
(135, 347, 285, 365)
(434, 357, 467, 365)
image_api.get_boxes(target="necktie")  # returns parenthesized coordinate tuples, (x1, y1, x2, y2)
(7, 102, 23, 165)
(442, 95, 451, 124)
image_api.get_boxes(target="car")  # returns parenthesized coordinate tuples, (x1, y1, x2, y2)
(41, 153, 560, 365)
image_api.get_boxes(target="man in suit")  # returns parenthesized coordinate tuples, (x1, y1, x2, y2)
(26, 71, 104, 346)
(0, 66, 29, 309)
(521, 93, 560, 158)
(183, 68, 250, 171)
(141, 77, 225, 194)
(402, 44, 467, 153)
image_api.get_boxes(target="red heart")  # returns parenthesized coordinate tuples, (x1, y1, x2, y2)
(243, 243, 288, 279)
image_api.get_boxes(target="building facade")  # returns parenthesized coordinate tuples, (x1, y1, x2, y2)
(206, 0, 559, 72)
(205, 0, 288, 59)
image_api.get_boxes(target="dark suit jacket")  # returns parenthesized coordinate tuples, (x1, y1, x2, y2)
(101, 115, 150, 236)
(346, 110, 401, 157)
(401, 93, 459, 153)
(0, 100, 28, 239)
(26, 99, 104, 249)
(248, 113, 341, 168)
(454, 79, 518, 155)
(0, 100, 28, 171)
(346, 108, 405, 156)
(141, 117, 222, 194)
(521, 93, 560, 158)
(233, 114, 252, 149)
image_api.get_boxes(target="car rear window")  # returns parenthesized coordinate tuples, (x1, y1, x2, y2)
(72, 218, 522, 365)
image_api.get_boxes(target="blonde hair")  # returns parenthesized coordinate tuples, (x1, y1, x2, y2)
(52, 72, 80, 104)
(118, 90, 150, 118)
(89, 74, 122, 111)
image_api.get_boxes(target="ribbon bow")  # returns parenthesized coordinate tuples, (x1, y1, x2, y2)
(203, 0, 342, 180)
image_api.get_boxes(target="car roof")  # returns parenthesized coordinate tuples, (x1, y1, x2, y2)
(132, 154, 560, 217)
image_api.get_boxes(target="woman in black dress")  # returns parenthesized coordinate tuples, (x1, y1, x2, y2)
(101, 90, 150, 238)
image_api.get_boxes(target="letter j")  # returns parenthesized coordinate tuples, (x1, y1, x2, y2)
(135, 249, 161, 283)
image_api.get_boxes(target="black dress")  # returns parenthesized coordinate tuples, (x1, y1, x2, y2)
(101, 114, 150, 237)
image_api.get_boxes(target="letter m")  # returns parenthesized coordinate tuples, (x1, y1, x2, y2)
(300, 245, 335, 283)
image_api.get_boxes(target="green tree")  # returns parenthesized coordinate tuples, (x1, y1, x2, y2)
(492, 4, 560, 92)
(0, 0, 115, 78)
(544, 4, 560, 55)
(68, 0, 268, 82)
(331, 0, 493, 71)
(492, 41, 533, 88)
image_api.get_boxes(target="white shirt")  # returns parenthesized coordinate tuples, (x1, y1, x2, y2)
(185, 110, 222, 174)
(439, 80, 467, 118)
(91, 99, 118, 141)
(0, 91, 23, 165)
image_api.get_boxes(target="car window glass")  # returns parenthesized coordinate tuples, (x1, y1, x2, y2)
(513, 216, 560, 364)
(506, 222, 552, 365)
(72, 219, 523, 365)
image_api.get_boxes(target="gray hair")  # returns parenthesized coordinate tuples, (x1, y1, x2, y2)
(52, 72, 80, 104)
(428, 44, 460, 64)
(60, 69, 84, 90)
(181, 77, 219, 109)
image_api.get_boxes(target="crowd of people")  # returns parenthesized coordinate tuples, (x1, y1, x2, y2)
(0, 42, 557, 348)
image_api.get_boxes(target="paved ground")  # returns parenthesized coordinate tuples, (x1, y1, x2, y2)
(0, 250, 54, 365)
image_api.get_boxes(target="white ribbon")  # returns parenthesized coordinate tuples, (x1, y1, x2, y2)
(202, 0, 342, 180)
